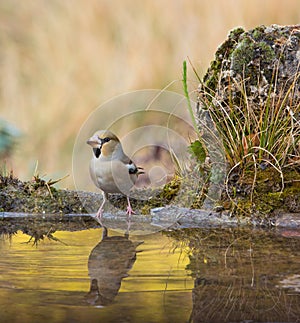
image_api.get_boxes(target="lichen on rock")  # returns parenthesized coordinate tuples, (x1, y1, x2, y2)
(202, 24, 300, 106)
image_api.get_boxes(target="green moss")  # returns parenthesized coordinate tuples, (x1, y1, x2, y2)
(252, 26, 265, 40)
(140, 204, 152, 215)
(161, 176, 181, 200)
(202, 24, 283, 98)
(231, 36, 275, 83)
(202, 27, 245, 94)
(144, 175, 182, 208)
(254, 192, 283, 214)
(221, 166, 300, 219)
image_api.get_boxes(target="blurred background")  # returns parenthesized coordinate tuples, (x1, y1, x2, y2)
(1, 0, 299, 188)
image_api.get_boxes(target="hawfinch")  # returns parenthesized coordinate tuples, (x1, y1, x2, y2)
(87, 130, 143, 218)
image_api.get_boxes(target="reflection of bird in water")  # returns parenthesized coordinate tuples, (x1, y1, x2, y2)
(85, 227, 143, 306)
(87, 130, 144, 219)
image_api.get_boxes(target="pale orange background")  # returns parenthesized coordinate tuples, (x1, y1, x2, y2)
(1, 0, 299, 187)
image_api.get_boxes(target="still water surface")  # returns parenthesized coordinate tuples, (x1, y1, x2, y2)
(0, 224, 299, 323)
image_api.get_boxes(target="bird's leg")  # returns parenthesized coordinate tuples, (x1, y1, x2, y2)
(126, 197, 133, 234)
(96, 192, 107, 219)
(95, 200, 104, 219)
(126, 196, 135, 216)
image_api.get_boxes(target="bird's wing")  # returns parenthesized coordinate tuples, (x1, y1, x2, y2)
(119, 153, 144, 175)
(119, 153, 131, 164)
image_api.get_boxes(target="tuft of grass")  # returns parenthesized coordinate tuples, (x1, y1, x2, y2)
(185, 57, 300, 214)
(198, 71, 300, 166)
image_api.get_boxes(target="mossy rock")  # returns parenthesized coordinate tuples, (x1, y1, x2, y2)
(0, 174, 88, 214)
(201, 24, 300, 101)
(195, 24, 300, 220)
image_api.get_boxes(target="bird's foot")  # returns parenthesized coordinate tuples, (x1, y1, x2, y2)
(126, 205, 135, 216)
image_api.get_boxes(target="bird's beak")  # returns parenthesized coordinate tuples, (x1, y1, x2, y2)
(87, 135, 101, 148)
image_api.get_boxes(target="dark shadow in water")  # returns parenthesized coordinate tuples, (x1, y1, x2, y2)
(168, 228, 300, 323)
(85, 226, 143, 306)
(0, 214, 98, 245)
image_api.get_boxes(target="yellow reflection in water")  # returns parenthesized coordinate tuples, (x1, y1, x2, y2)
(0, 228, 193, 294)
(0, 227, 193, 322)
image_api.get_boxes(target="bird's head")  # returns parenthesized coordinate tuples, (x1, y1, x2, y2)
(87, 130, 121, 159)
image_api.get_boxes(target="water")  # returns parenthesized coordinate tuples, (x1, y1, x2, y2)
(0, 220, 299, 323)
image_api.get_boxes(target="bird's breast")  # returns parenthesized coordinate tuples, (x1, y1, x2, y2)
(89, 158, 137, 195)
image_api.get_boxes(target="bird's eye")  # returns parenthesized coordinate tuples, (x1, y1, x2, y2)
(103, 137, 111, 143)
